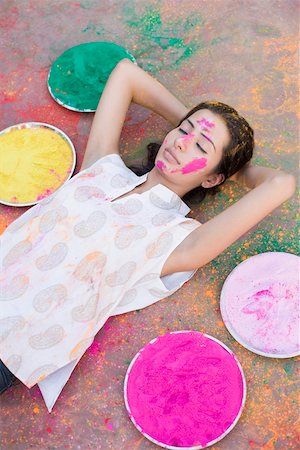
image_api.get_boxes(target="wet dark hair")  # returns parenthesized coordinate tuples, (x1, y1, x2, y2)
(129, 101, 254, 203)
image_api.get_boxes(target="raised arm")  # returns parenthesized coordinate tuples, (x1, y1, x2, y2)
(162, 165, 296, 275)
(80, 59, 188, 170)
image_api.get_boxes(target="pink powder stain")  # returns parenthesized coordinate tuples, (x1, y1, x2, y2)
(181, 157, 207, 174)
(36, 188, 54, 201)
(221, 252, 300, 355)
(49, 168, 63, 182)
(180, 132, 195, 141)
(197, 118, 215, 129)
(79, 171, 96, 179)
(88, 339, 101, 355)
(156, 160, 166, 171)
(242, 289, 274, 320)
(126, 331, 244, 447)
(104, 418, 114, 431)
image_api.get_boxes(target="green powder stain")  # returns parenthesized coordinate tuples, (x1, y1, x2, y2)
(126, 145, 147, 164)
(211, 36, 227, 46)
(256, 25, 281, 37)
(123, 5, 205, 73)
(126, 7, 162, 31)
(81, 21, 105, 35)
(152, 36, 183, 50)
(80, 2, 93, 9)
(144, 9, 162, 33)
(82, 24, 93, 32)
(281, 130, 296, 140)
(283, 362, 292, 374)
(48, 42, 135, 111)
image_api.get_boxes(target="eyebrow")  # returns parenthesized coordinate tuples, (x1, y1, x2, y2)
(187, 119, 216, 152)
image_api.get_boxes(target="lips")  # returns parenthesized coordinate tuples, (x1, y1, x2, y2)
(164, 148, 180, 165)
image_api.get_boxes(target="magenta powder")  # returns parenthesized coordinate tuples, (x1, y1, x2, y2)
(125, 331, 245, 448)
(156, 160, 167, 171)
(181, 157, 207, 174)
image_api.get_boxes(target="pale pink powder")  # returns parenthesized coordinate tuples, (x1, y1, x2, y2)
(126, 331, 244, 447)
(221, 252, 299, 356)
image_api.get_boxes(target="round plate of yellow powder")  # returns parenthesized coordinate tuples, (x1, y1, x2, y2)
(0, 122, 76, 206)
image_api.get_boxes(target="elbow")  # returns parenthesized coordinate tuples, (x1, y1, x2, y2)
(116, 58, 135, 70)
(272, 173, 297, 200)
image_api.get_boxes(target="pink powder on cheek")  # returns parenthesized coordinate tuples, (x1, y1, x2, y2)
(126, 332, 244, 447)
(156, 160, 166, 171)
(197, 118, 215, 129)
(181, 157, 207, 174)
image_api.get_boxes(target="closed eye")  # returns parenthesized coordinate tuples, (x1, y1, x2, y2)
(196, 143, 207, 154)
(179, 128, 207, 154)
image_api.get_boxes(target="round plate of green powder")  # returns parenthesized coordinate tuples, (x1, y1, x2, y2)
(48, 42, 136, 112)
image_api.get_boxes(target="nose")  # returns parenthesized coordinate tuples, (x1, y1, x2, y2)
(174, 133, 195, 152)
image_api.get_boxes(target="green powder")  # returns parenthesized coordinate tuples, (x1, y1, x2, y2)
(48, 42, 136, 112)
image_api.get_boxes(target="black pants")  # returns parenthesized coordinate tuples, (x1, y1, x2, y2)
(0, 360, 17, 394)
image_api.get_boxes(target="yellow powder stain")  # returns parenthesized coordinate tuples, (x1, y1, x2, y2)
(0, 127, 74, 204)
(33, 406, 40, 414)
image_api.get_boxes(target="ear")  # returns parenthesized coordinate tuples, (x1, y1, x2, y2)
(201, 173, 225, 189)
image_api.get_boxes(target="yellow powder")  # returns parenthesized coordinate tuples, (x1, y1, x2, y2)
(0, 127, 74, 205)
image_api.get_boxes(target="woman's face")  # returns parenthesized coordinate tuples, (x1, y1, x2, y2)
(155, 109, 231, 190)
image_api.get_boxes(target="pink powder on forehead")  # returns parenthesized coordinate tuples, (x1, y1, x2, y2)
(197, 118, 215, 129)
(125, 331, 245, 448)
(181, 157, 207, 174)
(221, 252, 300, 356)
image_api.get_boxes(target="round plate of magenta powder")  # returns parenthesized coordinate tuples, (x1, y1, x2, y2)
(124, 331, 246, 449)
(48, 42, 136, 112)
(220, 252, 300, 358)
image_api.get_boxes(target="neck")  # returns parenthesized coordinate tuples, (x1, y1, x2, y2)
(140, 167, 194, 198)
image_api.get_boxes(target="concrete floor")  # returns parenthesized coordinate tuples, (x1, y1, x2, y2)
(0, 1, 299, 449)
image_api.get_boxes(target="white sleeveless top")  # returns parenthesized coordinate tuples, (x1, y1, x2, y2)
(0, 154, 201, 411)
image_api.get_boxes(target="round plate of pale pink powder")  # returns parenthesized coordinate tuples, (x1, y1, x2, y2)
(220, 252, 300, 358)
(124, 331, 246, 449)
